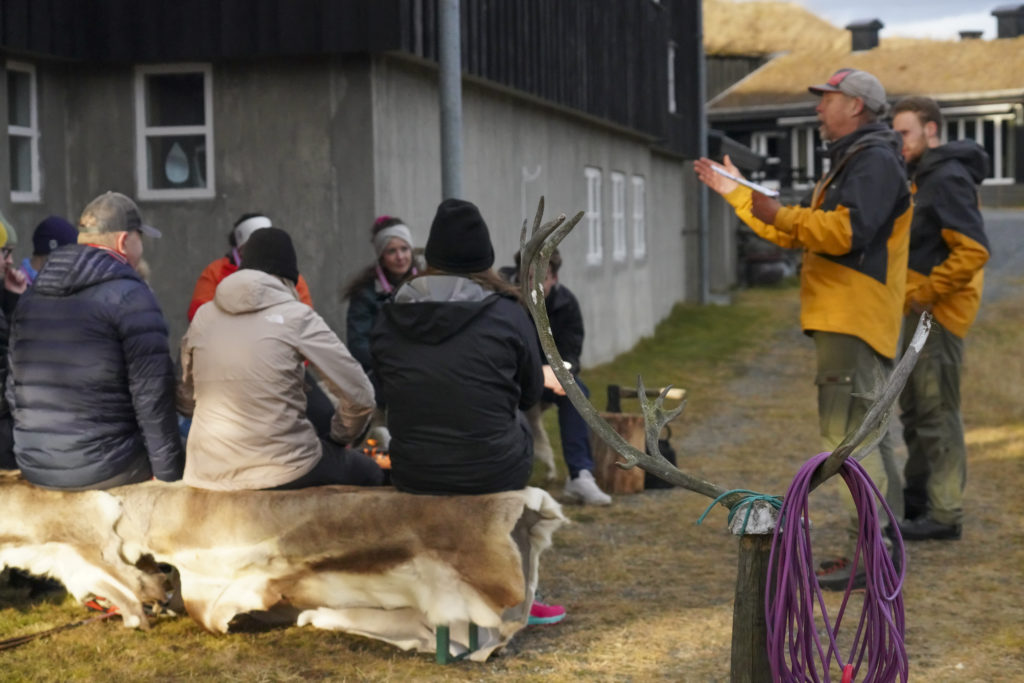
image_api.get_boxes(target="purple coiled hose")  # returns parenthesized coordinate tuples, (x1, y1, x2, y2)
(766, 451, 908, 682)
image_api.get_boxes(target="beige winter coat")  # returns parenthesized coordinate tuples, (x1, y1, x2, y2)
(179, 269, 374, 490)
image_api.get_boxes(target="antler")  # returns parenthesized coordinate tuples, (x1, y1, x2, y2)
(808, 312, 932, 490)
(519, 198, 746, 509)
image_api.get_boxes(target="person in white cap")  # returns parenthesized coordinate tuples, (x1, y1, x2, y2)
(7, 191, 184, 489)
(694, 68, 911, 591)
(184, 213, 331, 438)
(187, 213, 313, 321)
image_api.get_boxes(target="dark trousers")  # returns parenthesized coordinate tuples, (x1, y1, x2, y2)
(304, 368, 335, 439)
(542, 375, 595, 479)
(271, 438, 384, 489)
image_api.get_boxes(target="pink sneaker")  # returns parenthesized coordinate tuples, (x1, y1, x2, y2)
(528, 601, 566, 625)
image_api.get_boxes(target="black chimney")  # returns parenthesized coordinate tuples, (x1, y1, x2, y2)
(959, 30, 984, 40)
(846, 19, 884, 51)
(992, 4, 1024, 38)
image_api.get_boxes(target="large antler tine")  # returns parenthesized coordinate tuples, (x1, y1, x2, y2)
(531, 195, 546, 236)
(809, 312, 932, 490)
(637, 378, 686, 468)
(518, 201, 743, 509)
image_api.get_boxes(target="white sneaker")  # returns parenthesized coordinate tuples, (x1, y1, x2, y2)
(563, 470, 612, 506)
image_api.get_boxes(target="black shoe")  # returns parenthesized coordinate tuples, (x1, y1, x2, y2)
(816, 557, 866, 592)
(898, 516, 962, 541)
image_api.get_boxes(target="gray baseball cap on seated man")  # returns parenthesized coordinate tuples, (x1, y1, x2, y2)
(808, 68, 889, 116)
(77, 191, 162, 238)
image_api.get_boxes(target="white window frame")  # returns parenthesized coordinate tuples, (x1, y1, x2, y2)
(7, 61, 41, 203)
(134, 63, 215, 200)
(611, 171, 627, 262)
(631, 175, 646, 260)
(789, 125, 817, 190)
(585, 167, 603, 266)
(941, 112, 1016, 184)
(667, 42, 677, 114)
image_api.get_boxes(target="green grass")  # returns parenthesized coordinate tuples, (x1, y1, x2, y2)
(530, 282, 799, 485)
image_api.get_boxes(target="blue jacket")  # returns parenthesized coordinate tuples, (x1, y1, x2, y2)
(7, 244, 184, 488)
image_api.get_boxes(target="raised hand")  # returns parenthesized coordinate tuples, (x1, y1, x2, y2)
(694, 154, 742, 196)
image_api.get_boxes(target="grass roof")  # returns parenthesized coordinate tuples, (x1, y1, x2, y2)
(710, 36, 1024, 110)
(705, 0, 1024, 111)
(703, 0, 847, 56)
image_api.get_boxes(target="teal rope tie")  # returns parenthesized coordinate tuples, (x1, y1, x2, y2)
(696, 489, 783, 535)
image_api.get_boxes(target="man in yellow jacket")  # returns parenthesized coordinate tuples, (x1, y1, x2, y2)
(891, 96, 990, 541)
(696, 68, 911, 589)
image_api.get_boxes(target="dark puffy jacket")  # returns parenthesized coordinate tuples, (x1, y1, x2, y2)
(370, 275, 543, 495)
(7, 244, 184, 488)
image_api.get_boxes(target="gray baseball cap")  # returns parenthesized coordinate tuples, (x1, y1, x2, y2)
(809, 68, 888, 116)
(78, 191, 162, 238)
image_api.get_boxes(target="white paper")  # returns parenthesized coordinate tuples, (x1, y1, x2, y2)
(711, 166, 780, 198)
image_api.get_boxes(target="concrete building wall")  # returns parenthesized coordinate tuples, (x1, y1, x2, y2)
(2, 61, 75, 245)
(5, 54, 707, 369)
(3, 57, 380, 351)
(370, 57, 693, 367)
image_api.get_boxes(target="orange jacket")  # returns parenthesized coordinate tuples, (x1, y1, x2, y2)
(187, 256, 312, 321)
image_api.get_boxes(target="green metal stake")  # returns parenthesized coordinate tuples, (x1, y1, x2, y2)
(436, 625, 450, 664)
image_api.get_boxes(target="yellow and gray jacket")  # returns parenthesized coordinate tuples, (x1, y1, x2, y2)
(905, 140, 990, 338)
(725, 123, 911, 359)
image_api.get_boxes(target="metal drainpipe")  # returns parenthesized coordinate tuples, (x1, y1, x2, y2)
(695, 1, 710, 305)
(439, 0, 463, 200)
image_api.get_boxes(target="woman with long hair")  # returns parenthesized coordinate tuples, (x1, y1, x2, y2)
(343, 216, 418, 372)
(370, 198, 564, 625)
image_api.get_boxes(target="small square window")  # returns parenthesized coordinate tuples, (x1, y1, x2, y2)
(135, 64, 215, 200)
(7, 61, 40, 202)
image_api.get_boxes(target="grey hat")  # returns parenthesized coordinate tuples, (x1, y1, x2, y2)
(809, 68, 888, 116)
(78, 191, 162, 238)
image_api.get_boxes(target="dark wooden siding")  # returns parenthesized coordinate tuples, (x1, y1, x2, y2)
(397, 0, 701, 157)
(706, 55, 765, 101)
(1, 0, 701, 156)
(0, 0, 403, 61)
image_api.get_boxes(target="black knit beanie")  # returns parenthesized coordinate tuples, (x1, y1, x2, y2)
(425, 198, 495, 273)
(240, 227, 299, 285)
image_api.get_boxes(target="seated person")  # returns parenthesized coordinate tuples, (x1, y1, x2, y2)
(343, 215, 419, 373)
(371, 198, 563, 624)
(371, 199, 544, 494)
(19, 215, 79, 286)
(0, 218, 26, 470)
(187, 212, 330, 437)
(8, 192, 184, 489)
(187, 213, 313, 320)
(531, 249, 611, 506)
(179, 227, 382, 490)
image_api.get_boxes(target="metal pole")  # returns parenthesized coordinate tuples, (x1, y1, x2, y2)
(438, 0, 463, 200)
(695, 1, 710, 304)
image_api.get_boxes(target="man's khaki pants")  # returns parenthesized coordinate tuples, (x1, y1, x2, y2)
(814, 331, 898, 546)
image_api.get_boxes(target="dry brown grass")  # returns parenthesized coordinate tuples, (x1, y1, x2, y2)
(2, 275, 1023, 680)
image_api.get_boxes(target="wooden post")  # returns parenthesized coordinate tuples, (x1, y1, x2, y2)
(728, 502, 777, 682)
(591, 412, 646, 494)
